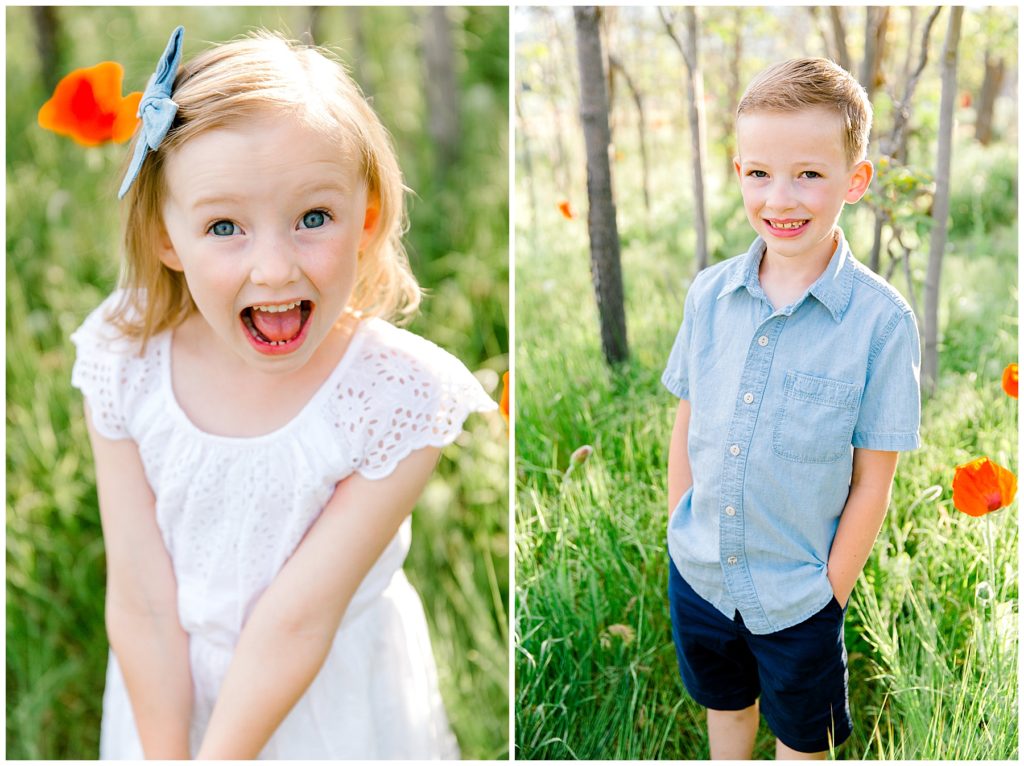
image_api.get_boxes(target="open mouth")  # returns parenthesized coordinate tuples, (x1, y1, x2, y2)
(765, 218, 809, 234)
(240, 300, 314, 353)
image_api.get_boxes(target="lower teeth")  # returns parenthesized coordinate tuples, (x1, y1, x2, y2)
(242, 306, 307, 346)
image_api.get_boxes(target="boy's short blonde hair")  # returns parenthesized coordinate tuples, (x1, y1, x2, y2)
(736, 58, 872, 166)
(113, 31, 420, 345)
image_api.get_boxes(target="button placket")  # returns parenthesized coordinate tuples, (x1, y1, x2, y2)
(717, 316, 785, 624)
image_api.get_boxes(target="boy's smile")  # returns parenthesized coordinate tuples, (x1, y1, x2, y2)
(734, 107, 872, 270)
(157, 116, 378, 376)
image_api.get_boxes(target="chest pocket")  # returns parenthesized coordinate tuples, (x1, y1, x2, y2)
(772, 371, 861, 463)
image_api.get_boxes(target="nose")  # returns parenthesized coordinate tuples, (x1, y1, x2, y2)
(765, 178, 797, 212)
(249, 235, 300, 288)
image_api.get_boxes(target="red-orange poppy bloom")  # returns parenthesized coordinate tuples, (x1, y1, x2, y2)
(557, 200, 575, 220)
(38, 62, 142, 146)
(952, 457, 1017, 517)
(1002, 363, 1018, 399)
(499, 371, 509, 426)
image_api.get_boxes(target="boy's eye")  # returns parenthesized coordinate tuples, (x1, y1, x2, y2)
(802, 171, 822, 179)
(300, 209, 331, 229)
(747, 170, 768, 178)
(208, 220, 239, 237)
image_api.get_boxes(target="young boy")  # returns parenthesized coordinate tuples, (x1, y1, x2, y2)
(663, 58, 921, 759)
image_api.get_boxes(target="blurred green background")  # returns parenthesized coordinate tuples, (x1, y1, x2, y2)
(7, 6, 508, 759)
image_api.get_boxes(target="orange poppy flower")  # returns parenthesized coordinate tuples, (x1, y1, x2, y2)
(952, 457, 1017, 517)
(38, 62, 142, 146)
(1002, 363, 1018, 399)
(557, 200, 575, 220)
(499, 371, 509, 426)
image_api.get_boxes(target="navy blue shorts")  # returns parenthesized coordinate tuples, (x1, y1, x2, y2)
(668, 558, 852, 753)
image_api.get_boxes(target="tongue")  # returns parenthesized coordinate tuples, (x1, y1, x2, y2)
(251, 306, 302, 342)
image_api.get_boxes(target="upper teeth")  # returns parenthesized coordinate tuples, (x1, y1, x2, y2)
(252, 301, 300, 313)
(770, 220, 805, 229)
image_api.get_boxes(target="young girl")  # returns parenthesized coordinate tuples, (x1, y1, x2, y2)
(70, 26, 497, 759)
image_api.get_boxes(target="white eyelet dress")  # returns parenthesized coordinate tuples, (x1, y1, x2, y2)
(70, 292, 497, 759)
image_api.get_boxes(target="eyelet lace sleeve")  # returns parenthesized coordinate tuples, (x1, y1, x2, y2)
(70, 292, 155, 441)
(329, 320, 498, 481)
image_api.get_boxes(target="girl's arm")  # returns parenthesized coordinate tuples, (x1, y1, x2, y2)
(84, 405, 193, 758)
(667, 399, 693, 514)
(827, 447, 900, 607)
(195, 445, 442, 759)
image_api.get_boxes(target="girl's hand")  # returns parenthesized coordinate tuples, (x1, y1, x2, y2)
(195, 446, 442, 759)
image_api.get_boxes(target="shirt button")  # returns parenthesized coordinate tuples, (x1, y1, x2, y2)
(727, 556, 738, 565)
(729, 444, 741, 456)
(743, 392, 754, 404)
(725, 506, 736, 516)
(757, 335, 769, 347)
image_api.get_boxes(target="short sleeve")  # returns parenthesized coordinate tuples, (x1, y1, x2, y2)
(70, 298, 130, 440)
(852, 310, 921, 451)
(337, 322, 498, 481)
(69, 292, 156, 441)
(661, 281, 699, 400)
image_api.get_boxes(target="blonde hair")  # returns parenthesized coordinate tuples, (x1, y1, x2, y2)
(112, 30, 420, 345)
(736, 58, 872, 166)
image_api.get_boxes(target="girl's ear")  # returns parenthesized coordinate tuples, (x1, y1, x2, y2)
(158, 227, 184, 272)
(359, 192, 381, 251)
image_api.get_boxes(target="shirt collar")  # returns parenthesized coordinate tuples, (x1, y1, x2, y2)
(716, 230, 855, 322)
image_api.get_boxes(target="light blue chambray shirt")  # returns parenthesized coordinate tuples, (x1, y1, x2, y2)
(663, 230, 921, 634)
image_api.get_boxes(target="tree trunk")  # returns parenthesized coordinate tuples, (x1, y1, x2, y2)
(600, 8, 618, 145)
(859, 6, 889, 107)
(807, 7, 836, 61)
(542, 8, 574, 196)
(31, 6, 62, 93)
(724, 8, 744, 182)
(975, 51, 1005, 145)
(899, 6, 918, 100)
(574, 7, 628, 365)
(344, 7, 371, 96)
(608, 54, 650, 215)
(828, 7, 852, 73)
(887, 6, 942, 163)
(868, 6, 942, 274)
(422, 6, 461, 171)
(515, 85, 539, 257)
(867, 214, 886, 275)
(661, 7, 710, 273)
(300, 6, 322, 45)
(923, 7, 963, 395)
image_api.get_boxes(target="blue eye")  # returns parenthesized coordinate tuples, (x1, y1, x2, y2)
(208, 220, 239, 236)
(748, 170, 768, 178)
(300, 209, 330, 229)
(802, 171, 822, 179)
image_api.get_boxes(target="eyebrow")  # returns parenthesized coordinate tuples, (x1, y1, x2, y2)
(741, 158, 830, 167)
(188, 182, 352, 212)
(190, 193, 244, 211)
(188, 182, 352, 211)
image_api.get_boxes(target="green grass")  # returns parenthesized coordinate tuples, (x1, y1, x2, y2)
(7, 6, 508, 759)
(514, 136, 1018, 759)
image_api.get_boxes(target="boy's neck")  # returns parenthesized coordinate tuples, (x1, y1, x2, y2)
(757, 229, 839, 308)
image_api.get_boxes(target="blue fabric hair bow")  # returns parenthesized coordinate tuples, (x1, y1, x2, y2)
(118, 26, 185, 199)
